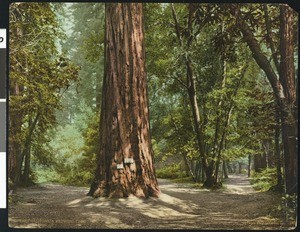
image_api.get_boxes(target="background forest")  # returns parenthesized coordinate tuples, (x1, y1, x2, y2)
(9, 2, 297, 204)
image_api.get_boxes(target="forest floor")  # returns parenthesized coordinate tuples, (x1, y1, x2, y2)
(8, 174, 296, 230)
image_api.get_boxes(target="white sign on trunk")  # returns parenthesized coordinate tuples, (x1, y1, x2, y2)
(117, 163, 124, 169)
(124, 157, 134, 164)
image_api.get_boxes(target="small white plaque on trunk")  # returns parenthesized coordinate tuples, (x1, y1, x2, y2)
(124, 157, 134, 164)
(117, 163, 124, 169)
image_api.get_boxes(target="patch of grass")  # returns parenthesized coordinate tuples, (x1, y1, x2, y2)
(250, 168, 277, 192)
(172, 176, 194, 183)
(58, 174, 92, 187)
(34, 168, 61, 184)
(33, 165, 92, 187)
(190, 182, 203, 189)
(156, 164, 188, 179)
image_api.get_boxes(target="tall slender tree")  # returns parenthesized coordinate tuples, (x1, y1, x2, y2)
(230, 4, 297, 194)
(9, 2, 78, 188)
(278, 5, 297, 195)
(88, 3, 160, 198)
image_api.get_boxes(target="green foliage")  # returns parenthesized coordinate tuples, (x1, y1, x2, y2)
(74, 113, 100, 184)
(250, 168, 278, 192)
(9, 3, 291, 194)
(145, 3, 262, 179)
(172, 176, 195, 183)
(33, 166, 60, 184)
(269, 193, 297, 227)
(223, 147, 256, 161)
(156, 164, 188, 179)
(279, 194, 297, 222)
(25, 3, 104, 187)
(38, 111, 100, 186)
(9, 2, 80, 186)
(61, 3, 105, 112)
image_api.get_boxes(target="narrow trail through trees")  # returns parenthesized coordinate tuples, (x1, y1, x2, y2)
(9, 174, 288, 230)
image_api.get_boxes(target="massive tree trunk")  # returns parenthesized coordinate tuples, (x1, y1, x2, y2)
(88, 3, 160, 198)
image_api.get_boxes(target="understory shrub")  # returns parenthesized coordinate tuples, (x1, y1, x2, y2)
(156, 164, 188, 179)
(250, 168, 277, 191)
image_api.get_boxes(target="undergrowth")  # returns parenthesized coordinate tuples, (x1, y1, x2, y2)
(250, 168, 297, 228)
(156, 164, 188, 179)
(33, 167, 91, 187)
(250, 168, 277, 192)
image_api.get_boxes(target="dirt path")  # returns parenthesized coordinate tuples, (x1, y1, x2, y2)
(8, 174, 290, 230)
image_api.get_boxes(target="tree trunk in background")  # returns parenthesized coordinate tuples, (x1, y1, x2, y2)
(183, 154, 196, 181)
(238, 162, 242, 174)
(248, 155, 251, 177)
(227, 163, 233, 173)
(171, 3, 212, 187)
(263, 140, 275, 168)
(88, 3, 160, 198)
(22, 145, 31, 185)
(9, 122, 22, 188)
(21, 112, 40, 185)
(234, 4, 297, 195)
(254, 155, 259, 172)
(186, 57, 211, 187)
(223, 161, 228, 179)
(9, 83, 24, 189)
(279, 5, 297, 195)
(275, 105, 283, 190)
(254, 153, 267, 172)
(195, 160, 202, 181)
(9, 21, 25, 189)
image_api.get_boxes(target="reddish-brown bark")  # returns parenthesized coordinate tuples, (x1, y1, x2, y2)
(88, 3, 160, 198)
(279, 5, 297, 195)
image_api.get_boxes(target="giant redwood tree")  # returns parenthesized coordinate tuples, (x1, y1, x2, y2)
(88, 3, 160, 198)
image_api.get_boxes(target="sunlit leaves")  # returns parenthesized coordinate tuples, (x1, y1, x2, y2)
(144, 3, 281, 175)
(9, 3, 80, 183)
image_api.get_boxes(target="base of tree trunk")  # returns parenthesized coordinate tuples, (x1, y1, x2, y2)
(202, 177, 222, 189)
(87, 180, 160, 198)
(269, 184, 284, 193)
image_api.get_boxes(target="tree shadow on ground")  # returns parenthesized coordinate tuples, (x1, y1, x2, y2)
(64, 177, 282, 230)
(9, 176, 290, 229)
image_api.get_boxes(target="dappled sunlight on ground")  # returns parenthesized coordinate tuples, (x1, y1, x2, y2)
(9, 175, 288, 229)
(82, 212, 132, 228)
(9, 221, 42, 228)
(67, 196, 92, 207)
(66, 191, 198, 219)
(224, 175, 257, 195)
